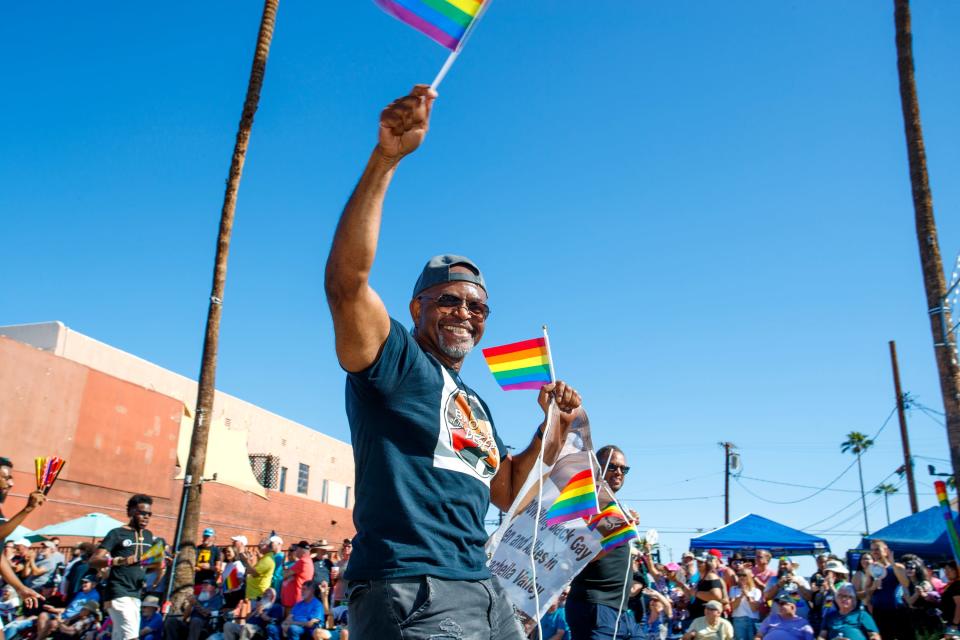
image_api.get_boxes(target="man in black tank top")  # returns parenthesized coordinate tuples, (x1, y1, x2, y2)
(567, 445, 641, 640)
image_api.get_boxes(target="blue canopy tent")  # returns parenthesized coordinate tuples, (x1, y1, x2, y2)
(689, 514, 830, 556)
(861, 506, 959, 562)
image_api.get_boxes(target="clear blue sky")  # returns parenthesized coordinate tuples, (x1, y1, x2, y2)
(3, 1, 959, 565)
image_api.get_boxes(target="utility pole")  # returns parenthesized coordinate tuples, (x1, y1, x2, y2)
(170, 0, 280, 613)
(889, 340, 919, 512)
(893, 0, 960, 497)
(720, 442, 736, 524)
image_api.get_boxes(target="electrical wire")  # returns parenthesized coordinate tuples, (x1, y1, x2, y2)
(732, 406, 897, 506)
(801, 470, 899, 530)
(736, 476, 863, 494)
(620, 495, 724, 502)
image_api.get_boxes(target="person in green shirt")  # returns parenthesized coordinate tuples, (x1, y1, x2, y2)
(241, 539, 276, 605)
(818, 584, 879, 640)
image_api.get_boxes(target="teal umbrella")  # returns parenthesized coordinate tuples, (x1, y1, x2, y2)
(31, 513, 125, 539)
(6, 525, 47, 543)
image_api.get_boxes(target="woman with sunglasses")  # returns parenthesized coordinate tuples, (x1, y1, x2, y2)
(729, 571, 760, 640)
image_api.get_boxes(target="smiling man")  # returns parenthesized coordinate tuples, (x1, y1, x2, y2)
(324, 85, 582, 639)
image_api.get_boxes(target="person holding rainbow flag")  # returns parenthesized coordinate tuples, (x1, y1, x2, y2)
(324, 85, 583, 639)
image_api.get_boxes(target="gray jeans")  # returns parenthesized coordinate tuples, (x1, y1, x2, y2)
(347, 575, 524, 640)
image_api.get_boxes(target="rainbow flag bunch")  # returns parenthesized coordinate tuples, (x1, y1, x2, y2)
(35, 457, 66, 495)
(139, 540, 165, 567)
(482, 337, 553, 391)
(586, 501, 638, 555)
(374, 0, 485, 50)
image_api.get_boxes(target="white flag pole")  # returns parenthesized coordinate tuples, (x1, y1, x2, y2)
(430, 0, 497, 90)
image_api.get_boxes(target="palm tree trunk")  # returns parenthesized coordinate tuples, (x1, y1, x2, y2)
(169, 0, 280, 612)
(893, 0, 960, 496)
(857, 453, 870, 534)
(884, 493, 890, 526)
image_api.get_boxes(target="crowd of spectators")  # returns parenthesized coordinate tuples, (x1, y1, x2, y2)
(528, 540, 960, 640)
(0, 531, 353, 640)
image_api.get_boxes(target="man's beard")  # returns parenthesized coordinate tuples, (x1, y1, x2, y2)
(437, 331, 474, 359)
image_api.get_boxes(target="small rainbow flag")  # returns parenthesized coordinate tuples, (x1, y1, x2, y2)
(224, 565, 242, 591)
(482, 337, 552, 391)
(545, 468, 599, 526)
(374, 0, 485, 50)
(34, 457, 66, 495)
(139, 540, 165, 565)
(587, 502, 638, 554)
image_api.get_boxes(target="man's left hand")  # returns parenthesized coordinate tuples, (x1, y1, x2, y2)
(26, 491, 46, 512)
(537, 380, 582, 429)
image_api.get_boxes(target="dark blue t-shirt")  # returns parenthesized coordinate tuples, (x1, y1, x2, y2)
(344, 318, 506, 581)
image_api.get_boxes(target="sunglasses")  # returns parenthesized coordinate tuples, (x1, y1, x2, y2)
(605, 464, 631, 475)
(419, 294, 490, 319)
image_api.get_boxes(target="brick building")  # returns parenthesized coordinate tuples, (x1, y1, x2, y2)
(0, 322, 355, 545)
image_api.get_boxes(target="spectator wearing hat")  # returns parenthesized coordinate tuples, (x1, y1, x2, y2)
(280, 543, 313, 610)
(809, 560, 849, 634)
(239, 539, 276, 608)
(194, 528, 222, 587)
(308, 543, 333, 588)
(818, 584, 879, 640)
(325, 87, 583, 640)
(61, 543, 97, 602)
(267, 582, 323, 640)
(163, 579, 225, 640)
(722, 553, 747, 590)
(683, 600, 733, 640)
(755, 595, 814, 640)
(138, 596, 163, 640)
(223, 588, 283, 640)
(35, 574, 100, 640)
(26, 540, 65, 591)
(54, 599, 102, 639)
(763, 558, 812, 620)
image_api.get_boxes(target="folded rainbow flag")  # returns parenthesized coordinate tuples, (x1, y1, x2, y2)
(140, 540, 165, 566)
(587, 502, 638, 553)
(224, 565, 243, 591)
(482, 337, 552, 391)
(374, 0, 484, 50)
(545, 468, 599, 526)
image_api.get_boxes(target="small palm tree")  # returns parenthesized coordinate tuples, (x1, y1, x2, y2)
(842, 432, 875, 534)
(874, 483, 899, 526)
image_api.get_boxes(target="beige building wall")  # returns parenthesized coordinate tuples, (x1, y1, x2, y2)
(0, 322, 354, 509)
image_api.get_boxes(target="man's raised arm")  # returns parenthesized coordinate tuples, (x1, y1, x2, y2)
(324, 85, 436, 372)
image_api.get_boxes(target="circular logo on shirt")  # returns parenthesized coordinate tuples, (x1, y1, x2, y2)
(122, 539, 133, 548)
(443, 389, 499, 479)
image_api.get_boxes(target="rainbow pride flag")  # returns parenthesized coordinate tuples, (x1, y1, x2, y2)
(224, 565, 243, 591)
(935, 481, 960, 564)
(545, 468, 599, 526)
(374, 0, 484, 50)
(587, 502, 638, 554)
(482, 337, 552, 391)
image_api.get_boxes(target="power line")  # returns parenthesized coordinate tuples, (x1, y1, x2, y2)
(736, 475, 863, 494)
(620, 495, 724, 502)
(802, 470, 899, 530)
(732, 406, 898, 506)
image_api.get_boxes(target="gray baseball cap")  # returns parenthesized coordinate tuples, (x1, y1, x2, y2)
(412, 254, 486, 299)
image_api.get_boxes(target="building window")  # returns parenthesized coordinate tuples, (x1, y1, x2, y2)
(249, 454, 280, 490)
(297, 463, 309, 494)
(345, 487, 351, 508)
(279, 467, 287, 493)
(321, 479, 329, 503)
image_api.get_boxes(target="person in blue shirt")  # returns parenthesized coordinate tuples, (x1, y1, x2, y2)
(267, 582, 323, 640)
(325, 84, 583, 640)
(539, 589, 571, 640)
(34, 574, 101, 640)
(138, 596, 163, 640)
